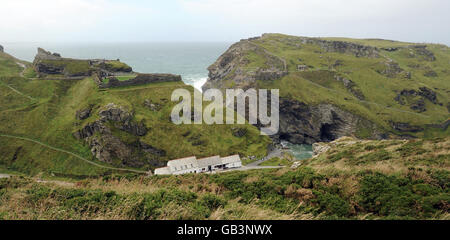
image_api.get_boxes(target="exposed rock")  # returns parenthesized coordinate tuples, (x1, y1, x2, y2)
(418, 87, 437, 104)
(394, 87, 438, 112)
(34, 48, 62, 62)
(410, 98, 426, 112)
(426, 119, 450, 131)
(409, 45, 436, 61)
(291, 161, 302, 169)
(73, 103, 152, 167)
(203, 39, 287, 91)
(382, 47, 399, 52)
(144, 99, 162, 111)
(276, 98, 378, 144)
(424, 70, 438, 77)
(99, 103, 147, 136)
(377, 61, 404, 78)
(312, 142, 331, 156)
(334, 75, 365, 100)
(99, 73, 182, 89)
(390, 121, 424, 133)
(0, 45, 3, 53)
(76, 106, 93, 120)
(302, 38, 379, 58)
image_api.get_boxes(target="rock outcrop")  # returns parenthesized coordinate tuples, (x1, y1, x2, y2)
(334, 75, 365, 100)
(203, 39, 287, 91)
(394, 87, 439, 112)
(0, 45, 3, 53)
(73, 103, 165, 168)
(33, 48, 132, 78)
(276, 99, 380, 144)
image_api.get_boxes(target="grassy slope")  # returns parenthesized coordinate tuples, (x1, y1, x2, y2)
(0, 52, 269, 177)
(0, 137, 448, 220)
(251, 34, 450, 138)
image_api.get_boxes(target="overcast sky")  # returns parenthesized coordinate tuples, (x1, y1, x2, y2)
(1, 0, 449, 45)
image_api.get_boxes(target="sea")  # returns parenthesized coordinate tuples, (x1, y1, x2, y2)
(2, 42, 313, 160)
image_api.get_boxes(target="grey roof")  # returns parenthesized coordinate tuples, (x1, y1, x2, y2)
(197, 155, 222, 168)
(167, 156, 198, 169)
(221, 155, 241, 164)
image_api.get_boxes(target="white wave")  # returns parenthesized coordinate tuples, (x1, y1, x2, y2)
(184, 76, 207, 92)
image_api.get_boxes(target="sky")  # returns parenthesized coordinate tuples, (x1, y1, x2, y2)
(0, 0, 449, 45)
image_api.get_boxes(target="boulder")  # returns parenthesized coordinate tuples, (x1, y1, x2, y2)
(76, 106, 93, 120)
(312, 142, 331, 156)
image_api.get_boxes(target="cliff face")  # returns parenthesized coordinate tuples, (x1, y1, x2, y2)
(32, 48, 132, 78)
(277, 99, 381, 144)
(0, 45, 4, 53)
(203, 38, 287, 91)
(202, 34, 450, 144)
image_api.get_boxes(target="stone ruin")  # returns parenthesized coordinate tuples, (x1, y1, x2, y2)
(97, 73, 182, 89)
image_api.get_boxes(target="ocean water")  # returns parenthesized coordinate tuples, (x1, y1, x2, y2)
(282, 141, 314, 160)
(1, 42, 231, 90)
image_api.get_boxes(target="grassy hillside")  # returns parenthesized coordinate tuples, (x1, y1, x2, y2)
(216, 34, 450, 138)
(0, 137, 448, 220)
(0, 51, 270, 177)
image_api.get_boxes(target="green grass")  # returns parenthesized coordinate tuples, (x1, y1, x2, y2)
(247, 34, 450, 138)
(0, 52, 270, 176)
(41, 59, 91, 76)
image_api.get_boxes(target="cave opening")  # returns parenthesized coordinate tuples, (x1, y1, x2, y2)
(320, 123, 336, 142)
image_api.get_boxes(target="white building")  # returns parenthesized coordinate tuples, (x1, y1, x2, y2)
(154, 154, 242, 175)
(198, 155, 222, 172)
(221, 155, 242, 169)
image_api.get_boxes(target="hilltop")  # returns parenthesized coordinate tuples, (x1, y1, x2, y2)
(203, 33, 450, 144)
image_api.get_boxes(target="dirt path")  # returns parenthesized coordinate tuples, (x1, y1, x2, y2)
(0, 80, 36, 101)
(15, 62, 26, 77)
(0, 134, 148, 174)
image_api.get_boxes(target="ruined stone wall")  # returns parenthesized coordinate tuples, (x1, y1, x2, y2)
(99, 73, 182, 88)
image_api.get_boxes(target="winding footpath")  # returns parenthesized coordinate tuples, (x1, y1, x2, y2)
(0, 134, 148, 174)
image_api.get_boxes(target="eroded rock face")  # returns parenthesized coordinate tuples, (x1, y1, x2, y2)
(334, 75, 365, 100)
(276, 98, 379, 144)
(76, 106, 93, 120)
(410, 45, 436, 61)
(0, 45, 3, 53)
(203, 39, 287, 91)
(73, 103, 157, 168)
(394, 87, 439, 112)
(301, 38, 379, 58)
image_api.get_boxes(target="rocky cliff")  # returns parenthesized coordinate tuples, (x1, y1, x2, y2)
(33, 48, 133, 78)
(73, 103, 165, 168)
(0, 45, 4, 53)
(202, 34, 450, 144)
